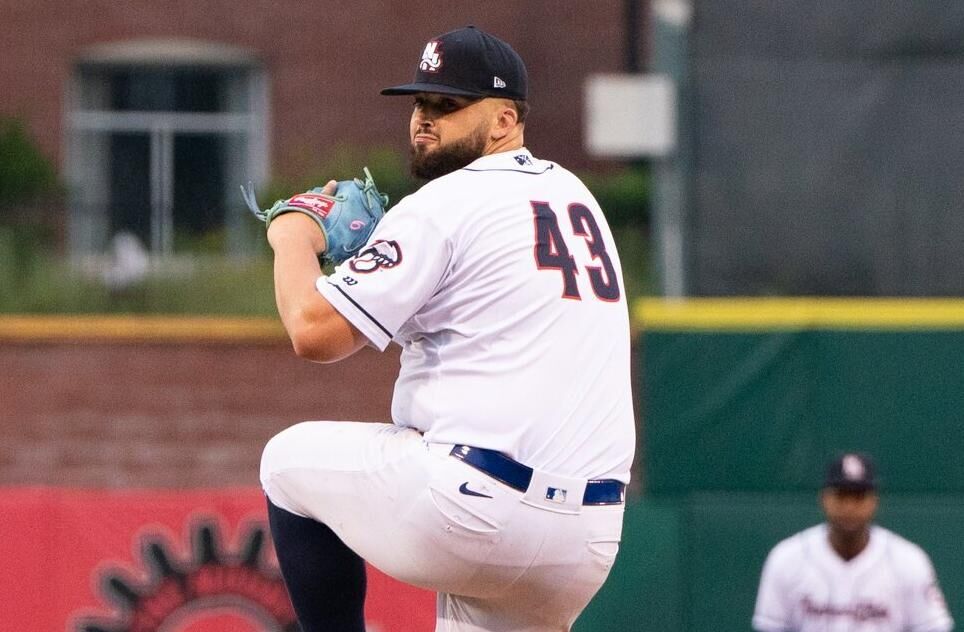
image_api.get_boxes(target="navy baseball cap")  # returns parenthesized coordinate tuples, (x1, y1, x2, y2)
(381, 26, 528, 100)
(824, 452, 878, 492)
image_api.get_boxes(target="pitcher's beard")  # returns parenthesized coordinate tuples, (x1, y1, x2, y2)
(410, 124, 488, 181)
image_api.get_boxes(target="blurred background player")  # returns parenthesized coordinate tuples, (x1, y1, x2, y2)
(753, 452, 954, 632)
(259, 26, 635, 632)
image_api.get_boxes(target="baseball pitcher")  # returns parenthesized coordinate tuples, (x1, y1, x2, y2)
(255, 26, 635, 632)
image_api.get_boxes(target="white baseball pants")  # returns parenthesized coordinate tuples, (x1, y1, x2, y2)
(260, 421, 624, 632)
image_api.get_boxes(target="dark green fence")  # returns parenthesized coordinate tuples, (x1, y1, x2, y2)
(640, 299, 964, 494)
(681, 2, 964, 296)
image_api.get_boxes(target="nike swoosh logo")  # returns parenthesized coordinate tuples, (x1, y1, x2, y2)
(458, 482, 493, 498)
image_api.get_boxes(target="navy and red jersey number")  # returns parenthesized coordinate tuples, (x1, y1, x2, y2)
(532, 201, 620, 302)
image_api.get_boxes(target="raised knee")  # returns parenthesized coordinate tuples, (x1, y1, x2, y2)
(259, 422, 313, 494)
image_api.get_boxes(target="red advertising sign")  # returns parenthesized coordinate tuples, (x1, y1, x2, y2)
(0, 487, 435, 631)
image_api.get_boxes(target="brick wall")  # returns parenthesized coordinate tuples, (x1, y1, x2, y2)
(0, 342, 399, 487)
(0, 0, 646, 175)
(0, 338, 643, 490)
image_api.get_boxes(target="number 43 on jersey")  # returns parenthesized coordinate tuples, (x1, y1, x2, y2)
(532, 201, 621, 302)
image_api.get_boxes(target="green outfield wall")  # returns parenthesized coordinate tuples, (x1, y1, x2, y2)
(575, 495, 964, 632)
(572, 299, 964, 632)
(637, 298, 964, 494)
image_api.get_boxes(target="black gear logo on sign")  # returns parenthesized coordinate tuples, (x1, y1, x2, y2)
(73, 518, 298, 632)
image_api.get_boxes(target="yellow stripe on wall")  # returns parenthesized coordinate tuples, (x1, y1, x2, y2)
(7, 300, 964, 341)
(0, 315, 287, 343)
(633, 298, 964, 331)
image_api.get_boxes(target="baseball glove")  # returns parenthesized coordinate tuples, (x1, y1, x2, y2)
(241, 167, 389, 265)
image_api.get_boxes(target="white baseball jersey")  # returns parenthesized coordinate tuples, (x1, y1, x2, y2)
(317, 147, 635, 482)
(753, 524, 954, 632)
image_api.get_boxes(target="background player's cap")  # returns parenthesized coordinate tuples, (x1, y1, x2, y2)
(381, 26, 528, 100)
(824, 452, 878, 491)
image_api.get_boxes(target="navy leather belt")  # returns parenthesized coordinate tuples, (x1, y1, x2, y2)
(450, 445, 625, 506)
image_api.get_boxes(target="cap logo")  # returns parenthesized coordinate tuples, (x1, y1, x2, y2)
(419, 41, 442, 72)
(493, 76, 506, 88)
(842, 454, 866, 480)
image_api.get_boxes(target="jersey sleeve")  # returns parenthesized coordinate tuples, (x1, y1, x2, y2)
(752, 546, 793, 632)
(316, 204, 452, 351)
(904, 551, 954, 632)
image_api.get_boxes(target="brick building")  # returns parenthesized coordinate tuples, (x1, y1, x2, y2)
(2, 1, 646, 258)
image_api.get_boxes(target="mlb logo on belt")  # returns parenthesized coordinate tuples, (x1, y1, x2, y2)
(546, 487, 567, 503)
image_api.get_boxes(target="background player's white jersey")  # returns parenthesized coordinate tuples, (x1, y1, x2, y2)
(318, 148, 635, 482)
(753, 524, 953, 632)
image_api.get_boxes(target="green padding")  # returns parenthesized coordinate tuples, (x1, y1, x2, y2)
(643, 330, 964, 493)
(680, 494, 963, 632)
(573, 495, 964, 632)
(574, 500, 684, 632)
(683, 494, 820, 632)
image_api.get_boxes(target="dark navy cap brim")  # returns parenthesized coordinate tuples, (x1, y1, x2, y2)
(381, 82, 487, 97)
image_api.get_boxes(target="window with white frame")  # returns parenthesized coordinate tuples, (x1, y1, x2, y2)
(66, 40, 268, 259)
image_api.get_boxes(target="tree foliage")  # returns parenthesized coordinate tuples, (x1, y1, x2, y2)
(0, 117, 58, 209)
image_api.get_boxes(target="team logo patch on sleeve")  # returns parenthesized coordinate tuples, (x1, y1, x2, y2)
(349, 239, 402, 273)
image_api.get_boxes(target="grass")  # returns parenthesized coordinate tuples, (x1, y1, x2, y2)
(0, 225, 652, 315)
(0, 251, 278, 316)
